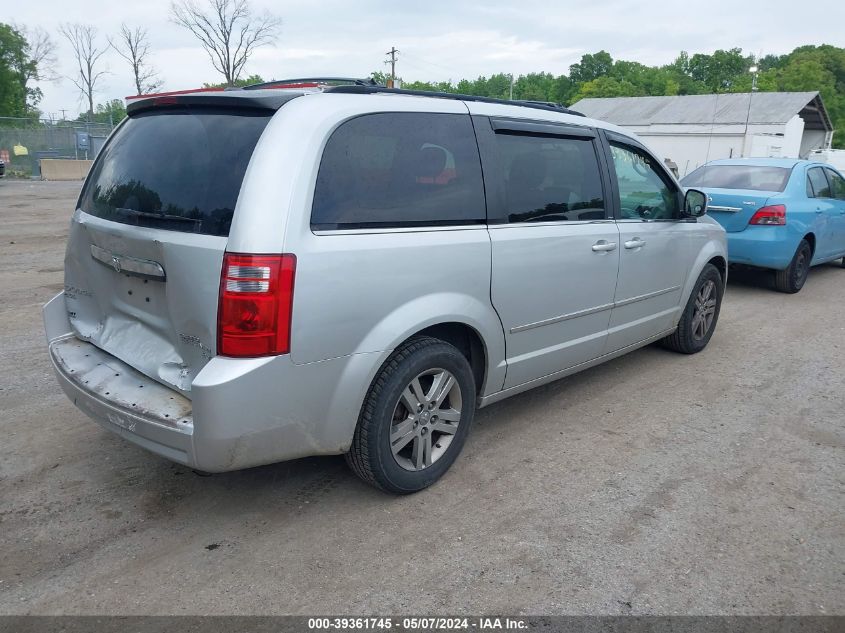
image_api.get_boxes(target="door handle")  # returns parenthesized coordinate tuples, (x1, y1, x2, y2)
(624, 238, 646, 249)
(815, 209, 823, 213)
(591, 241, 617, 252)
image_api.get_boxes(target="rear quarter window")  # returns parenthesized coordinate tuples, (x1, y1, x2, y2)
(311, 113, 486, 230)
(79, 108, 272, 237)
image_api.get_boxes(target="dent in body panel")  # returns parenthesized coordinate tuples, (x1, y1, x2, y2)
(63, 210, 226, 394)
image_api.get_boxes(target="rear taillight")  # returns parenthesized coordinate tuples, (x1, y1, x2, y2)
(217, 253, 296, 357)
(749, 204, 786, 225)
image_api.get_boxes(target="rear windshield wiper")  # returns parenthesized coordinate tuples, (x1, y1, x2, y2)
(115, 208, 201, 224)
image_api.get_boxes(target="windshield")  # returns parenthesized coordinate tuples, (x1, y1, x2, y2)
(681, 165, 791, 192)
(79, 108, 272, 236)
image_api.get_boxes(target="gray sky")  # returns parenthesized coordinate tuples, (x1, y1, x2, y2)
(9, 0, 845, 117)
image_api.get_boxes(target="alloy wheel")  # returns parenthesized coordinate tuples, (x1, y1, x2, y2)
(691, 279, 717, 341)
(389, 368, 462, 471)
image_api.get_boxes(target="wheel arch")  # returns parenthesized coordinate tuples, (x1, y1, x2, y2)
(803, 232, 816, 255)
(678, 238, 729, 325)
(408, 322, 488, 397)
(708, 254, 727, 283)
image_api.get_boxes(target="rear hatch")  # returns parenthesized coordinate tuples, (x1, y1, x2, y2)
(681, 163, 792, 233)
(64, 102, 275, 395)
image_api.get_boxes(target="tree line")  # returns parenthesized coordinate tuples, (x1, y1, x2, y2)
(388, 45, 845, 149)
(0, 0, 843, 148)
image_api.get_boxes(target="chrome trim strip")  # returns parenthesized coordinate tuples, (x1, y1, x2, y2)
(510, 285, 682, 334)
(510, 302, 614, 333)
(613, 285, 682, 308)
(90, 245, 166, 281)
(708, 205, 742, 213)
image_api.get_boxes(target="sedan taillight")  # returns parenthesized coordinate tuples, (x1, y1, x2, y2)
(217, 253, 296, 357)
(749, 204, 786, 225)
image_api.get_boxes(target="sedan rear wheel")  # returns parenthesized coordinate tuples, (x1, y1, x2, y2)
(774, 239, 812, 294)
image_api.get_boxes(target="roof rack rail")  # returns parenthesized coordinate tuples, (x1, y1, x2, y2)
(242, 77, 380, 90)
(323, 85, 585, 117)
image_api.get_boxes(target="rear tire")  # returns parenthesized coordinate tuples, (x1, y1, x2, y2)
(662, 263, 723, 354)
(775, 239, 812, 293)
(346, 336, 476, 494)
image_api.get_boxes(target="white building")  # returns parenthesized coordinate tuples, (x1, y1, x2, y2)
(570, 92, 834, 177)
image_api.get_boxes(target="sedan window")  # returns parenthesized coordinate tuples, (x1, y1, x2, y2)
(824, 168, 845, 201)
(682, 165, 790, 192)
(807, 167, 832, 198)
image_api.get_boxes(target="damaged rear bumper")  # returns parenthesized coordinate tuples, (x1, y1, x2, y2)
(43, 293, 379, 472)
(48, 332, 195, 466)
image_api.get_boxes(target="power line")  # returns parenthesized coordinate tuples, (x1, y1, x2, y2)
(400, 50, 454, 74)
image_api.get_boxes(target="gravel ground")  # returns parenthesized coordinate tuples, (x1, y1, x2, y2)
(1, 179, 843, 615)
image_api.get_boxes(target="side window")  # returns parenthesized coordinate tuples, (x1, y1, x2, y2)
(311, 113, 485, 229)
(807, 167, 831, 198)
(494, 132, 606, 223)
(609, 143, 680, 220)
(824, 168, 845, 201)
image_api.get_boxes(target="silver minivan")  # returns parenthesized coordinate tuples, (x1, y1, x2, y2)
(44, 82, 727, 493)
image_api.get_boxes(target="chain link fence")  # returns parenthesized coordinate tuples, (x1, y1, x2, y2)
(0, 117, 115, 178)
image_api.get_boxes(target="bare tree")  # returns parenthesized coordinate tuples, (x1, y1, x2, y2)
(109, 24, 162, 95)
(18, 25, 60, 82)
(170, 0, 280, 86)
(59, 23, 107, 119)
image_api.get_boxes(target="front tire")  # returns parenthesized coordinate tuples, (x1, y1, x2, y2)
(346, 336, 476, 494)
(662, 263, 723, 354)
(774, 239, 812, 293)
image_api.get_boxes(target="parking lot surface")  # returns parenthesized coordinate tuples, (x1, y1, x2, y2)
(1, 179, 843, 615)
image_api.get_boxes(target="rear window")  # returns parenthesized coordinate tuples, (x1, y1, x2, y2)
(311, 113, 486, 230)
(495, 133, 606, 223)
(79, 108, 272, 236)
(681, 165, 791, 192)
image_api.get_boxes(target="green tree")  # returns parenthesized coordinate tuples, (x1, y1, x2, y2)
(569, 51, 613, 84)
(371, 44, 845, 147)
(203, 73, 264, 88)
(574, 76, 639, 101)
(0, 23, 41, 117)
(687, 48, 752, 92)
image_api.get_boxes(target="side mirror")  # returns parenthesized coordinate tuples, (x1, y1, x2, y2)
(683, 189, 708, 218)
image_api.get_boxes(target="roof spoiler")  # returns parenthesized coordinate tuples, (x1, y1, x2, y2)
(126, 92, 300, 115)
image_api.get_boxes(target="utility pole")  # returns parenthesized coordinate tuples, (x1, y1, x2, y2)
(60, 109, 68, 121)
(741, 64, 759, 157)
(385, 47, 398, 88)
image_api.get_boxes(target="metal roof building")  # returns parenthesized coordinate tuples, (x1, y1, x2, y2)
(570, 92, 834, 177)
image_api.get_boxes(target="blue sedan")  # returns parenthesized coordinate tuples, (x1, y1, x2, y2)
(682, 158, 845, 293)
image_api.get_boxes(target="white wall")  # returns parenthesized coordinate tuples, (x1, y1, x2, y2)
(639, 133, 743, 177)
(627, 116, 821, 177)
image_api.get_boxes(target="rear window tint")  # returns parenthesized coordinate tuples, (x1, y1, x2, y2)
(79, 108, 271, 236)
(311, 113, 486, 230)
(495, 133, 606, 223)
(681, 165, 791, 192)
